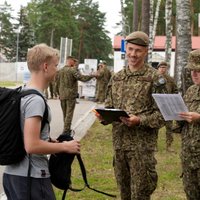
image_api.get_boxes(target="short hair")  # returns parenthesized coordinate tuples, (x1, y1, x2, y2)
(27, 43, 60, 72)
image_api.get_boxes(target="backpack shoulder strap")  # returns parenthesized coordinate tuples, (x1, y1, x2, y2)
(19, 88, 49, 200)
(20, 89, 49, 131)
(75, 154, 116, 198)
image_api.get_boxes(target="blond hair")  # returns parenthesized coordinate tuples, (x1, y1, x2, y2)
(27, 43, 60, 72)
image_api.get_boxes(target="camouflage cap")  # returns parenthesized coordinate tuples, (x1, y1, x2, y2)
(73, 58, 78, 62)
(186, 49, 200, 70)
(99, 60, 107, 65)
(125, 31, 149, 46)
(67, 55, 75, 60)
(157, 61, 169, 68)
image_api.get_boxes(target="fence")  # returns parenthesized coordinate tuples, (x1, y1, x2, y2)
(0, 62, 26, 82)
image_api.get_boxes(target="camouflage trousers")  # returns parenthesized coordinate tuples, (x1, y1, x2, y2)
(165, 121, 174, 148)
(96, 83, 107, 102)
(113, 150, 158, 200)
(60, 99, 76, 132)
(182, 165, 200, 199)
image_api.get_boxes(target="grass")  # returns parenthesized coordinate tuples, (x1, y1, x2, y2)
(54, 121, 119, 200)
(152, 127, 186, 200)
(0, 81, 21, 87)
(0, 83, 186, 199)
(54, 122, 186, 200)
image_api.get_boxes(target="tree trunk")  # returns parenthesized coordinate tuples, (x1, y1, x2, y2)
(50, 28, 55, 47)
(175, 0, 192, 94)
(121, 0, 126, 37)
(190, 0, 194, 35)
(133, 0, 139, 31)
(148, 0, 161, 64)
(165, 0, 173, 65)
(141, 0, 150, 35)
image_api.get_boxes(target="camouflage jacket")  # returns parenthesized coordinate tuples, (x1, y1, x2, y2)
(163, 74, 178, 94)
(105, 64, 166, 151)
(96, 67, 111, 85)
(56, 65, 94, 100)
(179, 85, 200, 169)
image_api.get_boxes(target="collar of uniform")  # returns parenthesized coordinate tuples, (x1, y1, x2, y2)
(125, 64, 147, 76)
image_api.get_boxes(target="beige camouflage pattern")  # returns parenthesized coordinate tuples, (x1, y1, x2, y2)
(96, 66, 111, 102)
(56, 66, 94, 100)
(163, 74, 178, 149)
(157, 61, 168, 68)
(114, 150, 157, 200)
(61, 98, 76, 132)
(163, 74, 178, 94)
(186, 49, 200, 70)
(56, 65, 94, 131)
(178, 85, 200, 199)
(105, 64, 166, 199)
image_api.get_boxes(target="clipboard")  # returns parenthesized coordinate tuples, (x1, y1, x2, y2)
(95, 108, 129, 123)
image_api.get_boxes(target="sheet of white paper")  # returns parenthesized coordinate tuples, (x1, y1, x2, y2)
(152, 93, 188, 121)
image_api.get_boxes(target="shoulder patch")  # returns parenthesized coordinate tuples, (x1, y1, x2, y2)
(137, 76, 152, 82)
(154, 77, 166, 87)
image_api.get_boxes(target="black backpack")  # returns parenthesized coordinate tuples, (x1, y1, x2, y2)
(49, 131, 116, 200)
(0, 86, 48, 165)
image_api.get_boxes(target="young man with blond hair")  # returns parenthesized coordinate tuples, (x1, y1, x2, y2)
(3, 44, 80, 200)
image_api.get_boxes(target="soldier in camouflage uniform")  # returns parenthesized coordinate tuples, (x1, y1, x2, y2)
(94, 64, 101, 102)
(95, 61, 111, 103)
(176, 49, 200, 199)
(56, 56, 95, 133)
(97, 31, 166, 200)
(157, 61, 178, 152)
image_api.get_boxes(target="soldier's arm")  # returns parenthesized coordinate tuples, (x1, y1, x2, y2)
(72, 68, 95, 82)
(96, 69, 104, 79)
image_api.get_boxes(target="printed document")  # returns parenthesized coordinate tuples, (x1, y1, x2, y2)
(152, 93, 188, 121)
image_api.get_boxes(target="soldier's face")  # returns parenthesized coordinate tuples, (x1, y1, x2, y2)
(191, 69, 200, 85)
(158, 66, 167, 75)
(126, 43, 148, 69)
(67, 58, 75, 67)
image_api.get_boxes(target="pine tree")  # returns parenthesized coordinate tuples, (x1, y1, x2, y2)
(16, 7, 35, 61)
(0, 2, 16, 61)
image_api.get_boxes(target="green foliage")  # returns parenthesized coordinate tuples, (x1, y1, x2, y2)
(54, 121, 186, 199)
(0, 0, 113, 63)
(124, 0, 198, 36)
(74, 0, 112, 62)
(25, 0, 112, 63)
(0, 2, 16, 61)
(16, 7, 36, 61)
(27, 0, 78, 48)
